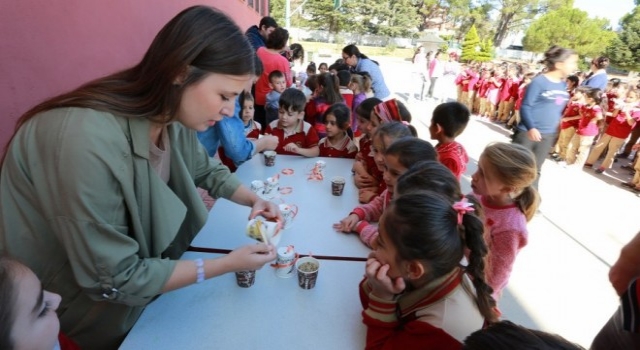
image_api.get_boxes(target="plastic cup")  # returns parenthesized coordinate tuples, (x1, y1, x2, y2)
(296, 257, 319, 289)
(264, 151, 276, 167)
(275, 246, 296, 278)
(331, 176, 346, 196)
(235, 270, 256, 288)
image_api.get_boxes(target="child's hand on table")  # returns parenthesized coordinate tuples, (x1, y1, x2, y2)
(283, 143, 299, 154)
(333, 214, 359, 233)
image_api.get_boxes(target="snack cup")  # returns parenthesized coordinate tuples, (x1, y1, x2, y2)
(296, 257, 320, 290)
(331, 176, 346, 196)
(246, 217, 282, 246)
(275, 246, 296, 278)
(278, 203, 298, 229)
(264, 176, 279, 196)
(264, 151, 277, 167)
(315, 160, 326, 171)
(250, 180, 265, 194)
(235, 270, 256, 288)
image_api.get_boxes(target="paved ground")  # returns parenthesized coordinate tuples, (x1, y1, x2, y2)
(367, 56, 639, 347)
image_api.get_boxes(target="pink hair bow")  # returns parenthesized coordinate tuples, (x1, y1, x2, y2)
(452, 198, 475, 225)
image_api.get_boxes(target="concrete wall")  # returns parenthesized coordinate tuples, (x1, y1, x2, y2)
(0, 0, 267, 148)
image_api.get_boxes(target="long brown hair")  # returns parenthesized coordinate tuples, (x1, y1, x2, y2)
(4, 6, 254, 161)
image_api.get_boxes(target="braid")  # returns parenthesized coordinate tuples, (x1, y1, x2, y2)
(461, 212, 499, 324)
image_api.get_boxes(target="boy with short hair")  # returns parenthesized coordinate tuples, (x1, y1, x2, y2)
(265, 70, 288, 124)
(337, 70, 354, 108)
(265, 88, 320, 157)
(429, 102, 471, 179)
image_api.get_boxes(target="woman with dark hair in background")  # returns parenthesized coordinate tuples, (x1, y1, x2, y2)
(582, 56, 609, 91)
(512, 45, 578, 190)
(342, 44, 391, 100)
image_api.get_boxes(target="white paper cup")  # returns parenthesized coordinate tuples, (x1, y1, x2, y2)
(275, 246, 296, 278)
(250, 180, 265, 194)
(246, 217, 282, 246)
(278, 203, 298, 229)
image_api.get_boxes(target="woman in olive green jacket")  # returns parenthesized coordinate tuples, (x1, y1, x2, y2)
(0, 6, 279, 350)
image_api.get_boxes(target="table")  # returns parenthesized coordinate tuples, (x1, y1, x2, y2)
(191, 155, 372, 259)
(120, 252, 367, 349)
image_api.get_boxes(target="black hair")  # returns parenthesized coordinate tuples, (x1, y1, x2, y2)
(383, 192, 497, 324)
(0, 256, 26, 350)
(316, 72, 343, 105)
(592, 56, 610, 70)
(266, 27, 289, 50)
(318, 62, 328, 70)
(396, 160, 462, 200)
(279, 88, 306, 113)
(336, 70, 351, 86)
(610, 78, 621, 88)
(304, 74, 318, 92)
(356, 97, 382, 120)
(323, 103, 353, 138)
(342, 44, 379, 65)
(329, 63, 350, 72)
(253, 53, 264, 76)
(566, 75, 579, 89)
(585, 87, 604, 104)
(384, 137, 437, 167)
(431, 102, 470, 138)
(539, 45, 576, 71)
(462, 320, 585, 350)
(259, 16, 278, 30)
(306, 62, 317, 75)
(289, 43, 304, 63)
(268, 70, 285, 83)
(396, 100, 413, 124)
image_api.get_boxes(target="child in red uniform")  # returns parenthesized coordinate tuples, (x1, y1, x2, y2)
(471, 143, 539, 301)
(587, 88, 640, 173)
(476, 70, 491, 117)
(497, 67, 517, 122)
(567, 88, 604, 167)
(429, 102, 471, 179)
(353, 98, 384, 203)
(318, 104, 358, 158)
(337, 70, 354, 109)
(506, 72, 534, 129)
(334, 123, 433, 247)
(460, 67, 479, 112)
(359, 191, 498, 349)
(0, 256, 81, 350)
(304, 72, 344, 138)
(265, 88, 319, 157)
(554, 85, 587, 162)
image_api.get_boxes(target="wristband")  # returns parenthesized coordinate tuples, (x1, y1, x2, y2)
(195, 258, 205, 284)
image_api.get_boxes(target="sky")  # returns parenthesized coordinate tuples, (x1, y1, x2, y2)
(573, 0, 636, 26)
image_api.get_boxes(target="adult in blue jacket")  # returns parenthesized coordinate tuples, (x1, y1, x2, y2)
(581, 56, 609, 91)
(245, 16, 278, 51)
(513, 46, 578, 189)
(342, 44, 391, 100)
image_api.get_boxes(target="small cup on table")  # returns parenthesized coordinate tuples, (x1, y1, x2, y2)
(235, 270, 256, 288)
(331, 176, 346, 196)
(296, 257, 320, 290)
(264, 151, 277, 167)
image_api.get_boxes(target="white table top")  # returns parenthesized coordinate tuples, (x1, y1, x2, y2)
(191, 155, 372, 259)
(120, 252, 367, 349)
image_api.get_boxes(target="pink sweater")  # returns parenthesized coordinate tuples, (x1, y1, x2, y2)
(478, 195, 528, 300)
(351, 190, 392, 247)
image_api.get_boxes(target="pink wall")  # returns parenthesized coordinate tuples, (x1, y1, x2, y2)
(0, 0, 267, 149)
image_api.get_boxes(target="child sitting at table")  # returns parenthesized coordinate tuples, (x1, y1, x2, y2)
(352, 97, 383, 203)
(334, 123, 435, 247)
(0, 256, 80, 350)
(265, 88, 319, 157)
(359, 191, 498, 348)
(429, 101, 471, 180)
(265, 70, 288, 125)
(318, 104, 358, 159)
(470, 142, 539, 301)
(354, 99, 413, 203)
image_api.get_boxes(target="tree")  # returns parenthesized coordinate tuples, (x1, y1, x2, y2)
(477, 38, 495, 61)
(522, 6, 615, 57)
(373, 0, 421, 37)
(605, 6, 640, 71)
(302, 0, 355, 33)
(269, 0, 307, 28)
(460, 25, 480, 62)
(492, 0, 570, 47)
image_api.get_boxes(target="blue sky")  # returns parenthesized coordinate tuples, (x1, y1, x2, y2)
(573, 0, 636, 26)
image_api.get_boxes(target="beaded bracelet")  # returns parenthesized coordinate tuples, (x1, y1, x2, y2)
(195, 258, 205, 284)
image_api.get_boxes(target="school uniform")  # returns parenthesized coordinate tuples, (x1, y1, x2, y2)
(265, 120, 319, 156)
(318, 134, 358, 159)
(587, 105, 640, 169)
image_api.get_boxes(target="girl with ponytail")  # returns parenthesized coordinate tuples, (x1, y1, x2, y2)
(470, 142, 539, 300)
(360, 191, 497, 348)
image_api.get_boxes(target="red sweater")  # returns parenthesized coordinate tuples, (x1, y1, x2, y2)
(360, 268, 485, 350)
(265, 120, 319, 155)
(318, 134, 358, 159)
(436, 141, 469, 180)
